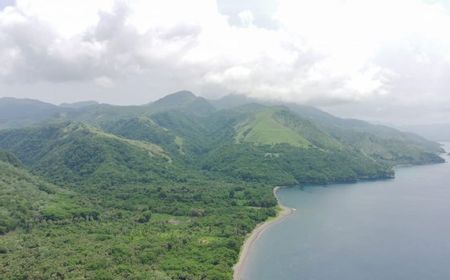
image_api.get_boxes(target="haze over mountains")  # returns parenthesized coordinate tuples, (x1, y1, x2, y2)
(1, 91, 447, 140)
(398, 123, 450, 142)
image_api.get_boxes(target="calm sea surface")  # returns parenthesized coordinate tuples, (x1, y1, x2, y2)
(242, 142, 450, 280)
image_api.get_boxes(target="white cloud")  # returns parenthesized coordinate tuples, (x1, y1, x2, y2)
(238, 10, 255, 27)
(15, 0, 115, 37)
(0, 0, 450, 120)
(94, 76, 115, 88)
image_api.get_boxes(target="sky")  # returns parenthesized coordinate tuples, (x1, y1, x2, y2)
(0, 0, 449, 125)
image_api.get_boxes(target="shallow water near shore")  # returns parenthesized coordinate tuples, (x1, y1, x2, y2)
(242, 142, 450, 280)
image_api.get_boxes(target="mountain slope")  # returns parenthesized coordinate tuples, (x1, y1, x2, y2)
(1, 93, 444, 167)
(0, 97, 65, 129)
(0, 149, 22, 168)
(288, 105, 444, 165)
(60, 101, 99, 109)
(199, 105, 394, 185)
(213, 94, 444, 166)
(100, 117, 184, 156)
(0, 125, 276, 280)
(0, 159, 54, 234)
(210, 94, 258, 110)
(0, 122, 179, 188)
(235, 107, 311, 148)
(234, 107, 344, 150)
(0, 92, 443, 185)
(146, 90, 216, 116)
(51, 91, 217, 130)
(0, 152, 93, 234)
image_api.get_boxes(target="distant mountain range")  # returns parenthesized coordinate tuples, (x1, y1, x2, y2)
(0, 91, 444, 186)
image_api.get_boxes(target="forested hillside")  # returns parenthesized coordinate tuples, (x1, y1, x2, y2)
(0, 91, 445, 279)
(0, 151, 88, 234)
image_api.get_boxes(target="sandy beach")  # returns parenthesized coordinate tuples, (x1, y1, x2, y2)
(233, 186, 295, 280)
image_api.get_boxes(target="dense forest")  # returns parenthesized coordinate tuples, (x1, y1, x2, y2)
(0, 91, 445, 279)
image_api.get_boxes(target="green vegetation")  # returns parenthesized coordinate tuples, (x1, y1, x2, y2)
(1, 175, 275, 279)
(0, 122, 176, 188)
(0, 97, 63, 129)
(0, 91, 445, 279)
(235, 108, 311, 147)
(201, 143, 393, 185)
(0, 157, 89, 235)
(286, 103, 445, 165)
(0, 150, 22, 167)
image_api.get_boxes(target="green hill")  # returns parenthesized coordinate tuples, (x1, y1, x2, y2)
(1, 93, 443, 169)
(146, 91, 216, 116)
(213, 95, 444, 166)
(0, 129, 276, 280)
(60, 100, 99, 109)
(100, 117, 184, 156)
(0, 93, 443, 186)
(0, 97, 65, 129)
(0, 122, 178, 188)
(235, 107, 311, 148)
(193, 105, 393, 185)
(234, 107, 344, 150)
(0, 155, 93, 234)
(285, 104, 443, 165)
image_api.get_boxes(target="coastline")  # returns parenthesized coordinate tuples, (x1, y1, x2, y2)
(233, 186, 295, 280)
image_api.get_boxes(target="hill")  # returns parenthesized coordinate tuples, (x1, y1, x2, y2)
(200, 106, 394, 185)
(0, 97, 65, 129)
(235, 107, 312, 148)
(146, 90, 216, 116)
(0, 128, 276, 279)
(0, 122, 178, 188)
(100, 117, 184, 156)
(1, 93, 441, 185)
(213, 94, 444, 166)
(235, 107, 343, 150)
(60, 101, 99, 109)
(0, 153, 93, 235)
(1, 93, 443, 168)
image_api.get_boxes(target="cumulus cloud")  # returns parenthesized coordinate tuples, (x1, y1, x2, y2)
(0, 0, 450, 118)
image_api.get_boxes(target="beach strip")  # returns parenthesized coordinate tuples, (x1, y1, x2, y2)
(233, 186, 295, 280)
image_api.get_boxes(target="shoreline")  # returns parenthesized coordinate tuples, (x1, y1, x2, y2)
(233, 186, 295, 280)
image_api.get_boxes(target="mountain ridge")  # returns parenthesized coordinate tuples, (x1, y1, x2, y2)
(0, 91, 443, 171)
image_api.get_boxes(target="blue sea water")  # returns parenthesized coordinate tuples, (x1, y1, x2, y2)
(242, 143, 450, 280)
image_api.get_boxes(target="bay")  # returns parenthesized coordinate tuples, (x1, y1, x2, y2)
(242, 142, 450, 280)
